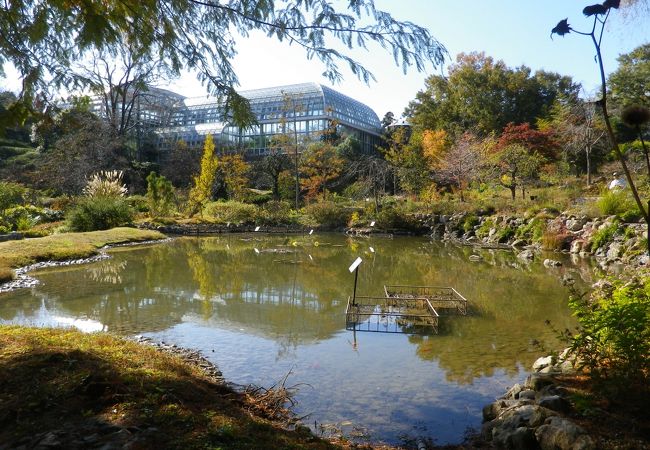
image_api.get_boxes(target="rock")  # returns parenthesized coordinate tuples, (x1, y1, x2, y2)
(517, 250, 535, 261)
(538, 395, 571, 413)
(570, 240, 585, 254)
(469, 254, 483, 262)
(565, 218, 586, 232)
(483, 400, 518, 422)
(543, 259, 562, 268)
(535, 416, 595, 450)
(606, 242, 623, 259)
(504, 383, 523, 399)
(511, 239, 526, 248)
(518, 389, 536, 400)
(526, 373, 556, 391)
(533, 355, 554, 372)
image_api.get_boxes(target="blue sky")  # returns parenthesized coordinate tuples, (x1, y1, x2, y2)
(2, 1, 648, 118)
(164, 0, 649, 117)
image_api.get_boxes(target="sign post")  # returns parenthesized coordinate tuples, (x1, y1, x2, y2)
(348, 257, 363, 307)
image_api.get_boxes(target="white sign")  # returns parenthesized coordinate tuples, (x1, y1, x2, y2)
(369, 246, 375, 253)
(370, 221, 375, 227)
(348, 257, 363, 273)
(309, 229, 314, 235)
(254, 248, 260, 254)
(309, 254, 313, 261)
(254, 226, 260, 232)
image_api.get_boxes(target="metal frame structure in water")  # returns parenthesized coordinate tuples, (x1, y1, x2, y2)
(345, 295, 440, 334)
(383, 285, 468, 315)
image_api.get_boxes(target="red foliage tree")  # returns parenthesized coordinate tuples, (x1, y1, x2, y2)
(496, 122, 559, 160)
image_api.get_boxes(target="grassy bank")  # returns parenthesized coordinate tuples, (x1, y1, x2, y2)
(0, 227, 166, 283)
(0, 326, 339, 449)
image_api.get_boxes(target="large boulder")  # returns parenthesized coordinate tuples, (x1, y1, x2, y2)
(535, 416, 595, 450)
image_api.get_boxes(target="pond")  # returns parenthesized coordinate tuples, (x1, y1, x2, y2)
(0, 234, 594, 446)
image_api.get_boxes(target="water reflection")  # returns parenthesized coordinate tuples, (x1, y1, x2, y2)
(0, 235, 592, 444)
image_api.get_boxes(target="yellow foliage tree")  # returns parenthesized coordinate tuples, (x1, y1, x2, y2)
(188, 134, 218, 216)
(422, 129, 450, 170)
(220, 153, 250, 201)
(300, 142, 343, 200)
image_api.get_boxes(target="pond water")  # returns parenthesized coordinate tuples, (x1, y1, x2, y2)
(0, 235, 595, 446)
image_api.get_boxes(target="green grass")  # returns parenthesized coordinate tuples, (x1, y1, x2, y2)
(0, 326, 339, 449)
(0, 227, 166, 274)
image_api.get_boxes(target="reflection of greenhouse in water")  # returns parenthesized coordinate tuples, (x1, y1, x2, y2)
(117, 82, 382, 156)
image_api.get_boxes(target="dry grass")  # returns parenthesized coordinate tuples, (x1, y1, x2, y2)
(0, 326, 340, 449)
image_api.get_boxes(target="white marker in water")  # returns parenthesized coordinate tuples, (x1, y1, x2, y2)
(309, 229, 314, 235)
(254, 248, 260, 254)
(369, 246, 375, 253)
(370, 221, 375, 227)
(348, 257, 363, 273)
(309, 254, 313, 261)
(254, 226, 260, 232)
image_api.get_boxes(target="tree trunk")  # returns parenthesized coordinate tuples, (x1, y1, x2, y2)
(510, 185, 516, 201)
(638, 126, 650, 179)
(586, 146, 592, 186)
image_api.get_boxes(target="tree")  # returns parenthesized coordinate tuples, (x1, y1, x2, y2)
(300, 141, 344, 200)
(1, 1, 446, 132)
(609, 43, 650, 110)
(496, 122, 559, 161)
(539, 98, 607, 184)
(255, 151, 292, 200)
(384, 128, 429, 196)
(218, 152, 250, 201)
(492, 144, 542, 201)
(74, 45, 172, 139)
(37, 110, 129, 194)
(405, 52, 580, 136)
(421, 129, 450, 168)
(188, 134, 218, 215)
(161, 140, 201, 188)
(146, 171, 175, 217)
(434, 132, 483, 202)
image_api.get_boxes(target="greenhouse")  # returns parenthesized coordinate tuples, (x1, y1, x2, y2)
(153, 82, 382, 156)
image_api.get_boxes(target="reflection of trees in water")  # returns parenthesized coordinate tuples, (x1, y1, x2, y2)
(0, 235, 591, 384)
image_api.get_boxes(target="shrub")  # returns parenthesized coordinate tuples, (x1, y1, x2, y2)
(376, 206, 420, 231)
(303, 201, 350, 228)
(126, 195, 150, 213)
(67, 196, 134, 231)
(257, 201, 298, 225)
(590, 222, 619, 252)
(476, 218, 495, 239)
(146, 172, 175, 217)
(203, 201, 257, 225)
(0, 181, 26, 212)
(463, 215, 480, 233)
(541, 231, 568, 251)
(565, 278, 650, 390)
(597, 189, 638, 220)
(83, 170, 128, 198)
(516, 217, 545, 242)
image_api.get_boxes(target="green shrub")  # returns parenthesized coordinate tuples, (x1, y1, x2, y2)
(590, 222, 620, 252)
(0, 181, 26, 212)
(476, 218, 495, 239)
(376, 206, 420, 231)
(203, 201, 257, 225)
(597, 189, 637, 220)
(126, 195, 150, 213)
(496, 225, 515, 243)
(566, 278, 650, 389)
(516, 217, 545, 242)
(67, 197, 134, 231)
(146, 172, 175, 217)
(303, 201, 350, 228)
(463, 215, 480, 233)
(257, 201, 299, 226)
